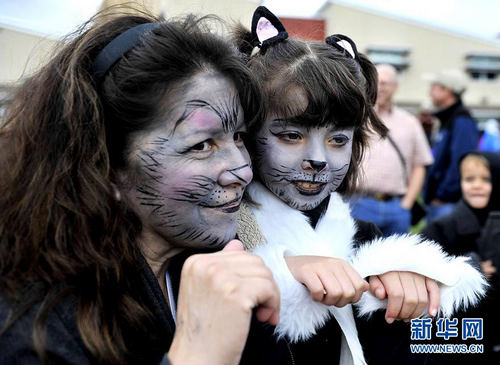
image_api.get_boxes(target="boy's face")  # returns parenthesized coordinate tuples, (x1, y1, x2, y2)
(121, 72, 252, 249)
(254, 113, 353, 211)
(460, 158, 492, 209)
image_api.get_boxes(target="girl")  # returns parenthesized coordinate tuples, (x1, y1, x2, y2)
(235, 7, 488, 365)
(0, 11, 280, 365)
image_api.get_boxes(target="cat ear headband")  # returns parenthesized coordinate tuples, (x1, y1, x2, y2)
(325, 34, 360, 62)
(250, 6, 288, 56)
(250, 6, 359, 63)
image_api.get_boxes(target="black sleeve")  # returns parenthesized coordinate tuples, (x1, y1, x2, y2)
(0, 295, 91, 365)
(353, 219, 383, 248)
(421, 219, 455, 254)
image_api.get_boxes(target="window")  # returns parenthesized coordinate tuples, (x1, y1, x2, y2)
(365, 47, 410, 71)
(466, 54, 500, 81)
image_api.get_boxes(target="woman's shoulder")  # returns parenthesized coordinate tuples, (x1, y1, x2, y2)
(0, 291, 91, 364)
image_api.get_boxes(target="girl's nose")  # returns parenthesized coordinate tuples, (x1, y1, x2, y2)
(301, 159, 327, 173)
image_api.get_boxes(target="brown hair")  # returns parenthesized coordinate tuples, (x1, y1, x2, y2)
(233, 25, 387, 195)
(0, 11, 262, 363)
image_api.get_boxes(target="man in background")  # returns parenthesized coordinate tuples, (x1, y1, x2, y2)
(423, 69, 479, 222)
(351, 64, 433, 236)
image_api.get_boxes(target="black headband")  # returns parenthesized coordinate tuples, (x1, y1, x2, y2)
(93, 22, 157, 81)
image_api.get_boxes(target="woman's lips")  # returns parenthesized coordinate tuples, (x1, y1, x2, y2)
(218, 200, 242, 213)
(202, 197, 242, 213)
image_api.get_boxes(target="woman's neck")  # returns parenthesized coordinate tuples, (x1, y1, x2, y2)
(138, 228, 184, 297)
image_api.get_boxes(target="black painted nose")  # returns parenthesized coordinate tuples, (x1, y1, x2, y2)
(307, 160, 327, 172)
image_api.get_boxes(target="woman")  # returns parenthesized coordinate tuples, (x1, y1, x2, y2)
(0, 12, 279, 365)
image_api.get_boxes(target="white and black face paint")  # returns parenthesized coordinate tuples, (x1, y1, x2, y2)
(254, 116, 353, 210)
(123, 73, 252, 249)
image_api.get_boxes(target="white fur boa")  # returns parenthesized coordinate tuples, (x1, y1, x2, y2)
(241, 182, 488, 365)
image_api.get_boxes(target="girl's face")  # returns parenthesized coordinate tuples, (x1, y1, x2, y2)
(122, 72, 252, 249)
(460, 158, 492, 209)
(254, 113, 353, 210)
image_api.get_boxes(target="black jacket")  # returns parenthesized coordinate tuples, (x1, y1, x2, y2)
(421, 200, 500, 364)
(0, 254, 175, 365)
(0, 221, 383, 365)
(422, 199, 500, 286)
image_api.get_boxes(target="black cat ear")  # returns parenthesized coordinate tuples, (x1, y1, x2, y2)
(325, 34, 359, 61)
(251, 6, 288, 54)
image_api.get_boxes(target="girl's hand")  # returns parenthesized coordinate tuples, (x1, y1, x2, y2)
(369, 272, 440, 323)
(286, 255, 369, 307)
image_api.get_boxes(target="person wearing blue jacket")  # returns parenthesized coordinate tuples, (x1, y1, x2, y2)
(424, 69, 479, 222)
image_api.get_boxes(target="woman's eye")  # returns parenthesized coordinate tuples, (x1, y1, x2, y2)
(329, 136, 348, 146)
(190, 140, 213, 152)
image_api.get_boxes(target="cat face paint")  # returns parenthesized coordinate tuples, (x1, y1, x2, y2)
(124, 73, 252, 249)
(254, 116, 353, 210)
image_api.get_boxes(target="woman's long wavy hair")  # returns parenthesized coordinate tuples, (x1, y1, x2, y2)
(0, 11, 262, 364)
(233, 25, 388, 196)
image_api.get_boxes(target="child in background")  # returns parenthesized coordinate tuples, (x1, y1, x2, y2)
(422, 151, 500, 363)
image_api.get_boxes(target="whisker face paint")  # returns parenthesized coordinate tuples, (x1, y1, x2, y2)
(123, 73, 252, 249)
(255, 115, 353, 211)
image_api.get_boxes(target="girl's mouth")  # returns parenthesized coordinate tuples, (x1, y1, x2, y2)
(293, 181, 326, 195)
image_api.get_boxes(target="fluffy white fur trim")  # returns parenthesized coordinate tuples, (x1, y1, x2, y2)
(247, 183, 365, 364)
(351, 234, 489, 317)
(253, 243, 333, 341)
(247, 183, 356, 259)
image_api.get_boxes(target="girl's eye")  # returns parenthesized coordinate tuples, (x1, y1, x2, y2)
(189, 140, 213, 152)
(329, 135, 349, 146)
(279, 132, 302, 141)
(234, 131, 247, 146)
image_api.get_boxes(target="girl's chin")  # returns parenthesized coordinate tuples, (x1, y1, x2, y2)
(467, 199, 489, 209)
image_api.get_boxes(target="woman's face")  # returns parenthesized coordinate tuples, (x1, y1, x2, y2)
(460, 158, 492, 209)
(254, 111, 353, 211)
(122, 72, 252, 249)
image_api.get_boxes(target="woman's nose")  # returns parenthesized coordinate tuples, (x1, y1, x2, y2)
(218, 163, 253, 187)
(301, 159, 327, 173)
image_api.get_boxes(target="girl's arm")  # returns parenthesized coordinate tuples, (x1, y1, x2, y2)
(285, 255, 368, 307)
(285, 256, 440, 322)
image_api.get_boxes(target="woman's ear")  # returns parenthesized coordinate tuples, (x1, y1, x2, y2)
(113, 170, 132, 202)
(111, 182, 122, 201)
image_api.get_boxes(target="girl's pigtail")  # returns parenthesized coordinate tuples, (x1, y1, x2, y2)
(358, 53, 388, 138)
